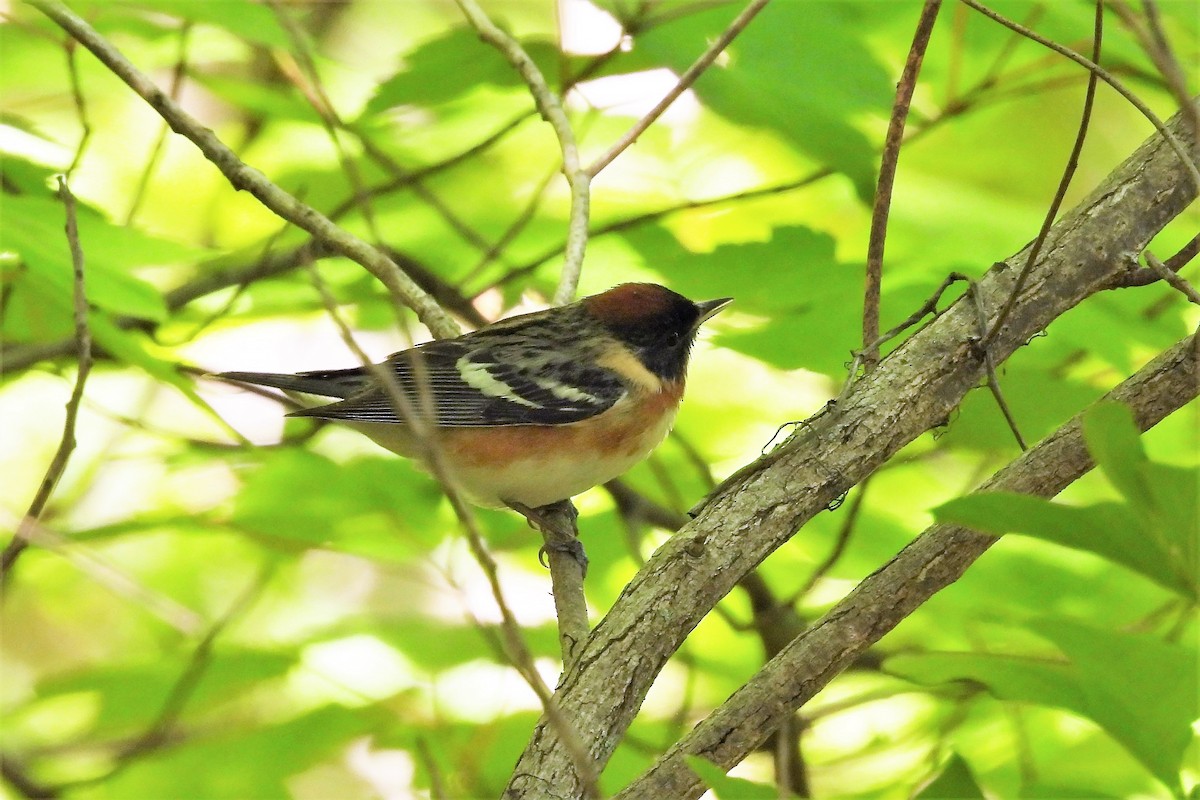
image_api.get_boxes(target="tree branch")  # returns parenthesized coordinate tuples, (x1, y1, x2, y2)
(504, 101, 1200, 799)
(1, 177, 92, 581)
(618, 328, 1199, 799)
(862, 0, 941, 369)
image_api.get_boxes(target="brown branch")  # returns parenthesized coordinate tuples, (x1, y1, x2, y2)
(616, 329, 1199, 799)
(28, 0, 460, 340)
(0, 756, 58, 799)
(1104, 232, 1200, 289)
(0, 177, 93, 581)
(862, 0, 942, 369)
(504, 101, 1200, 799)
(1145, 251, 1200, 305)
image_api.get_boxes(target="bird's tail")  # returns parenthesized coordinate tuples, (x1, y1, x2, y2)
(214, 369, 369, 399)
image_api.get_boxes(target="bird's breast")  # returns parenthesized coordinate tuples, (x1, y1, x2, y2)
(354, 383, 683, 508)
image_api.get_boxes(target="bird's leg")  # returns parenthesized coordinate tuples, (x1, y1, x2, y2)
(510, 499, 590, 666)
(510, 499, 587, 576)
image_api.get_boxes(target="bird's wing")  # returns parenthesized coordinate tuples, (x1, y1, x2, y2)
(289, 335, 627, 427)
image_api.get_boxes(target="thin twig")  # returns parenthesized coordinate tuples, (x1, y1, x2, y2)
(959, 0, 1200, 193)
(862, 0, 942, 370)
(585, 0, 773, 178)
(1110, 0, 1200, 137)
(840, 273, 971, 403)
(483, 169, 834, 297)
(306, 261, 600, 797)
(125, 20, 191, 224)
(453, 0, 591, 305)
(969, 282, 1027, 450)
(980, 0, 1102, 348)
(513, 501, 590, 670)
(1106, 232, 1200, 288)
(1, 520, 203, 634)
(1144, 251, 1200, 305)
(63, 40, 91, 177)
(0, 756, 59, 799)
(75, 566, 275, 786)
(29, 0, 460, 340)
(0, 177, 93, 581)
(268, 1, 384, 244)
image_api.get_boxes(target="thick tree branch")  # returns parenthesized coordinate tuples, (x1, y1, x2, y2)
(619, 330, 1199, 799)
(504, 102, 1200, 800)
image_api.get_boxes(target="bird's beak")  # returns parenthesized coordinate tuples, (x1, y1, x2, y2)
(694, 297, 733, 327)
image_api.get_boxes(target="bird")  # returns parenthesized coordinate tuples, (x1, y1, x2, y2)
(217, 283, 731, 515)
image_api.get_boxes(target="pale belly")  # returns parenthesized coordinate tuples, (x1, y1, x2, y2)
(349, 402, 678, 508)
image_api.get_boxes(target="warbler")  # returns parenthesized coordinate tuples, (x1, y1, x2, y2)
(218, 283, 730, 511)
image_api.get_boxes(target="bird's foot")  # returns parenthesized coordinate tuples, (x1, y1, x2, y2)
(510, 499, 588, 577)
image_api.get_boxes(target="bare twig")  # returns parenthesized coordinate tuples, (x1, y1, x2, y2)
(63, 40, 91, 177)
(862, 0, 942, 369)
(268, 1, 384, 244)
(453, 0, 591, 305)
(28, 0, 460, 340)
(1105, 232, 1200, 288)
(1, 520, 203, 634)
(1144, 251, 1200, 305)
(125, 21, 191, 224)
(0, 756, 59, 799)
(786, 479, 871, 605)
(959, 0, 1200, 194)
(305, 260, 599, 796)
(840, 273, 971, 402)
(83, 566, 274, 785)
(968, 282, 1027, 450)
(980, 0, 1102, 348)
(585, 0, 773, 178)
(1110, 0, 1200, 137)
(0, 177, 93, 581)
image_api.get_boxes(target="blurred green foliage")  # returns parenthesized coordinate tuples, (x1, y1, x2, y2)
(1, 1, 1197, 798)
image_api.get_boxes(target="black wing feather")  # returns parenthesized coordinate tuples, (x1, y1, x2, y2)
(289, 326, 626, 427)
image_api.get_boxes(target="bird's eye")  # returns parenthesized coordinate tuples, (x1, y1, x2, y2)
(664, 331, 682, 347)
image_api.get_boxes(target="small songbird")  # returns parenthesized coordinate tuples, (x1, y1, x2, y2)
(218, 283, 730, 511)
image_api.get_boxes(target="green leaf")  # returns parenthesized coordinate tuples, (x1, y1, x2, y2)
(886, 651, 1088, 711)
(190, 72, 322, 123)
(34, 650, 294, 737)
(631, 2, 892, 199)
(365, 28, 559, 115)
(935, 492, 1196, 599)
(232, 450, 443, 558)
(685, 756, 782, 800)
(1083, 402, 1155, 514)
(103, 705, 389, 799)
(0, 196, 178, 322)
(623, 225, 842, 314)
(916, 753, 986, 798)
(98, 0, 293, 48)
(1032, 619, 1196, 797)
(888, 623, 1198, 797)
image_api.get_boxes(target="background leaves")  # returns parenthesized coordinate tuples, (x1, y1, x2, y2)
(1, 1, 1196, 798)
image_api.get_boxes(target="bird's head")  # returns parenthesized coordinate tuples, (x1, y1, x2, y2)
(583, 283, 732, 382)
